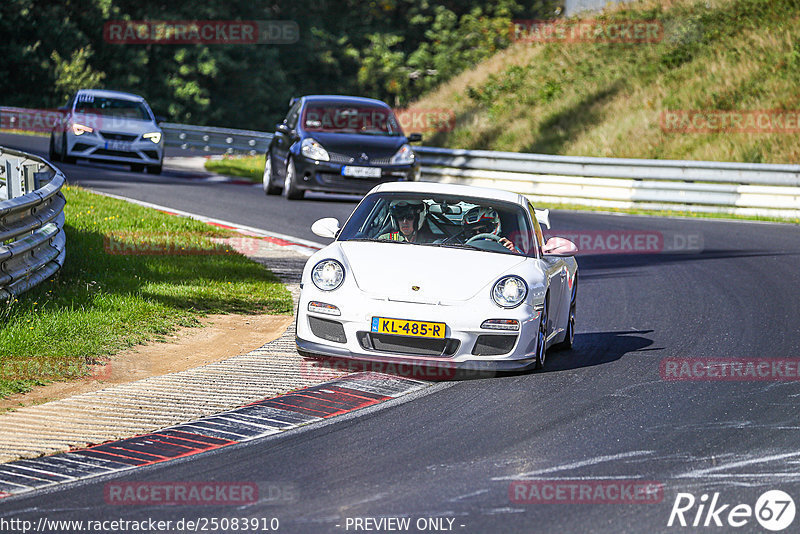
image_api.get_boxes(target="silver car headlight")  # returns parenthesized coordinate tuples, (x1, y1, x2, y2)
(492, 276, 527, 308)
(143, 132, 162, 144)
(390, 143, 415, 165)
(301, 138, 330, 161)
(312, 259, 344, 291)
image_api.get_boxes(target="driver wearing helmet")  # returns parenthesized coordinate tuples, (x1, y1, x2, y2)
(379, 200, 433, 243)
(463, 206, 517, 252)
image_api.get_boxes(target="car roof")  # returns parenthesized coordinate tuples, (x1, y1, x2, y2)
(300, 95, 391, 108)
(75, 89, 145, 102)
(371, 181, 527, 206)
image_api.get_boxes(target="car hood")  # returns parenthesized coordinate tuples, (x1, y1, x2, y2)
(71, 113, 158, 134)
(306, 132, 406, 160)
(338, 241, 527, 303)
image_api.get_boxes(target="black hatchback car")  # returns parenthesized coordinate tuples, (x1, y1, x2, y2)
(262, 95, 422, 200)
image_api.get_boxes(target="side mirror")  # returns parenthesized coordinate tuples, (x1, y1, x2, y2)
(276, 123, 291, 135)
(407, 133, 423, 143)
(534, 208, 550, 229)
(543, 237, 578, 256)
(155, 114, 167, 123)
(311, 217, 340, 239)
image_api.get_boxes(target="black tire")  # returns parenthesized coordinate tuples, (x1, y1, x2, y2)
(534, 295, 548, 370)
(263, 152, 281, 195)
(130, 163, 145, 173)
(146, 164, 162, 174)
(553, 274, 577, 351)
(282, 158, 303, 200)
(48, 136, 60, 162)
(61, 137, 76, 164)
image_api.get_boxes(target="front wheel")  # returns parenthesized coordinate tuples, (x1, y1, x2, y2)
(48, 136, 60, 162)
(282, 159, 303, 200)
(263, 152, 281, 195)
(61, 137, 76, 164)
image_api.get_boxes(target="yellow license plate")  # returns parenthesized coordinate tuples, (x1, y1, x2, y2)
(371, 317, 446, 338)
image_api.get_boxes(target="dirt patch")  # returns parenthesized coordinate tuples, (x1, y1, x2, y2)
(0, 313, 293, 412)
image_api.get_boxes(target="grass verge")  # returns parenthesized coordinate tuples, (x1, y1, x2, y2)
(205, 155, 265, 183)
(0, 186, 293, 399)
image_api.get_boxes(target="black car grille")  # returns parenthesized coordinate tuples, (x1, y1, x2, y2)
(100, 131, 138, 142)
(327, 151, 392, 166)
(94, 149, 141, 158)
(142, 150, 159, 159)
(472, 335, 517, 356)
(72, 143, 92, 152)
(357, 332, 459, 357)
(309, 316, 347, 343)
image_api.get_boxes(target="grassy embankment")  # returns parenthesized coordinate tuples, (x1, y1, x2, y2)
(0, 186, 292, 399)
(208, 0, 800, 223)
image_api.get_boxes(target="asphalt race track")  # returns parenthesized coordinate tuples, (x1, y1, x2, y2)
(2, 132, 800, 533)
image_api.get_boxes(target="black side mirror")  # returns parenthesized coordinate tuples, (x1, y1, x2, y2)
(276, 123, 291, 135)
(408, 133, 423, 143)
(155, 114, 167, 123)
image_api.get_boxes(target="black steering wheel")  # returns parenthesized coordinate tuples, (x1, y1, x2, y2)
(466, 233, 502, 244)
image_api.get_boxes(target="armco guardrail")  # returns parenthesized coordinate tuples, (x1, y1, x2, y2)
(415, 146, 800, 219)
(0, 147, 66, 300)
(161, 122, 272, 155)
(4, 108, 798, 219)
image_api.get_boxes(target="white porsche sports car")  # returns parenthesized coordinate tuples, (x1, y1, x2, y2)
(296, 181, 578, 373)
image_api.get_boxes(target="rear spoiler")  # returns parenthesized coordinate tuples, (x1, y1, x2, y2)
(534, 208, 550, 229)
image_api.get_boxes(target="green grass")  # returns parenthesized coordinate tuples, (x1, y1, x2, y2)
(205, 155, 265, 183)
(414, 0, 800, 164)
(0, 129, 49, 137)
(0, 186, 292, 399)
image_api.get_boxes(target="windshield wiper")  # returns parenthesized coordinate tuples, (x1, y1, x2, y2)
(425, 242, 483, 251)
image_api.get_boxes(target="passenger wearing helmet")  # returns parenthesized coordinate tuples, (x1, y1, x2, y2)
(463, 206, 517, 252)
(378, 200, 433, 243)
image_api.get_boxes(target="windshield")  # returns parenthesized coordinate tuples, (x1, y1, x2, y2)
(301, 104, 402, 136)
(338, 192, 534, 255)
(74, 96, 152, 121)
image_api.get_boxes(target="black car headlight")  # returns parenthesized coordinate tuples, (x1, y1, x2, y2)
(492, 276, 527, 308)
(312, 259, 344, 291)
(390, 143, 415, 165)
(301, 138, 330, 161)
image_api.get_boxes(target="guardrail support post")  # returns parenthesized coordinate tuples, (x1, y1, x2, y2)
(6, 156, 22, 199)
(22, 163, 38, 194)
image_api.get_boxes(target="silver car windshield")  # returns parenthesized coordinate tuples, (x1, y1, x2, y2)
(75, 97, 152, 121)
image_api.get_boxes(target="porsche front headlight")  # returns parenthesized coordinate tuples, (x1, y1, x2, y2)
(492, 276, 527, 308)
(312, 259, 344, 291)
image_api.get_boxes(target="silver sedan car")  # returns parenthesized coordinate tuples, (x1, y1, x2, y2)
(49, 89, 164, 174)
